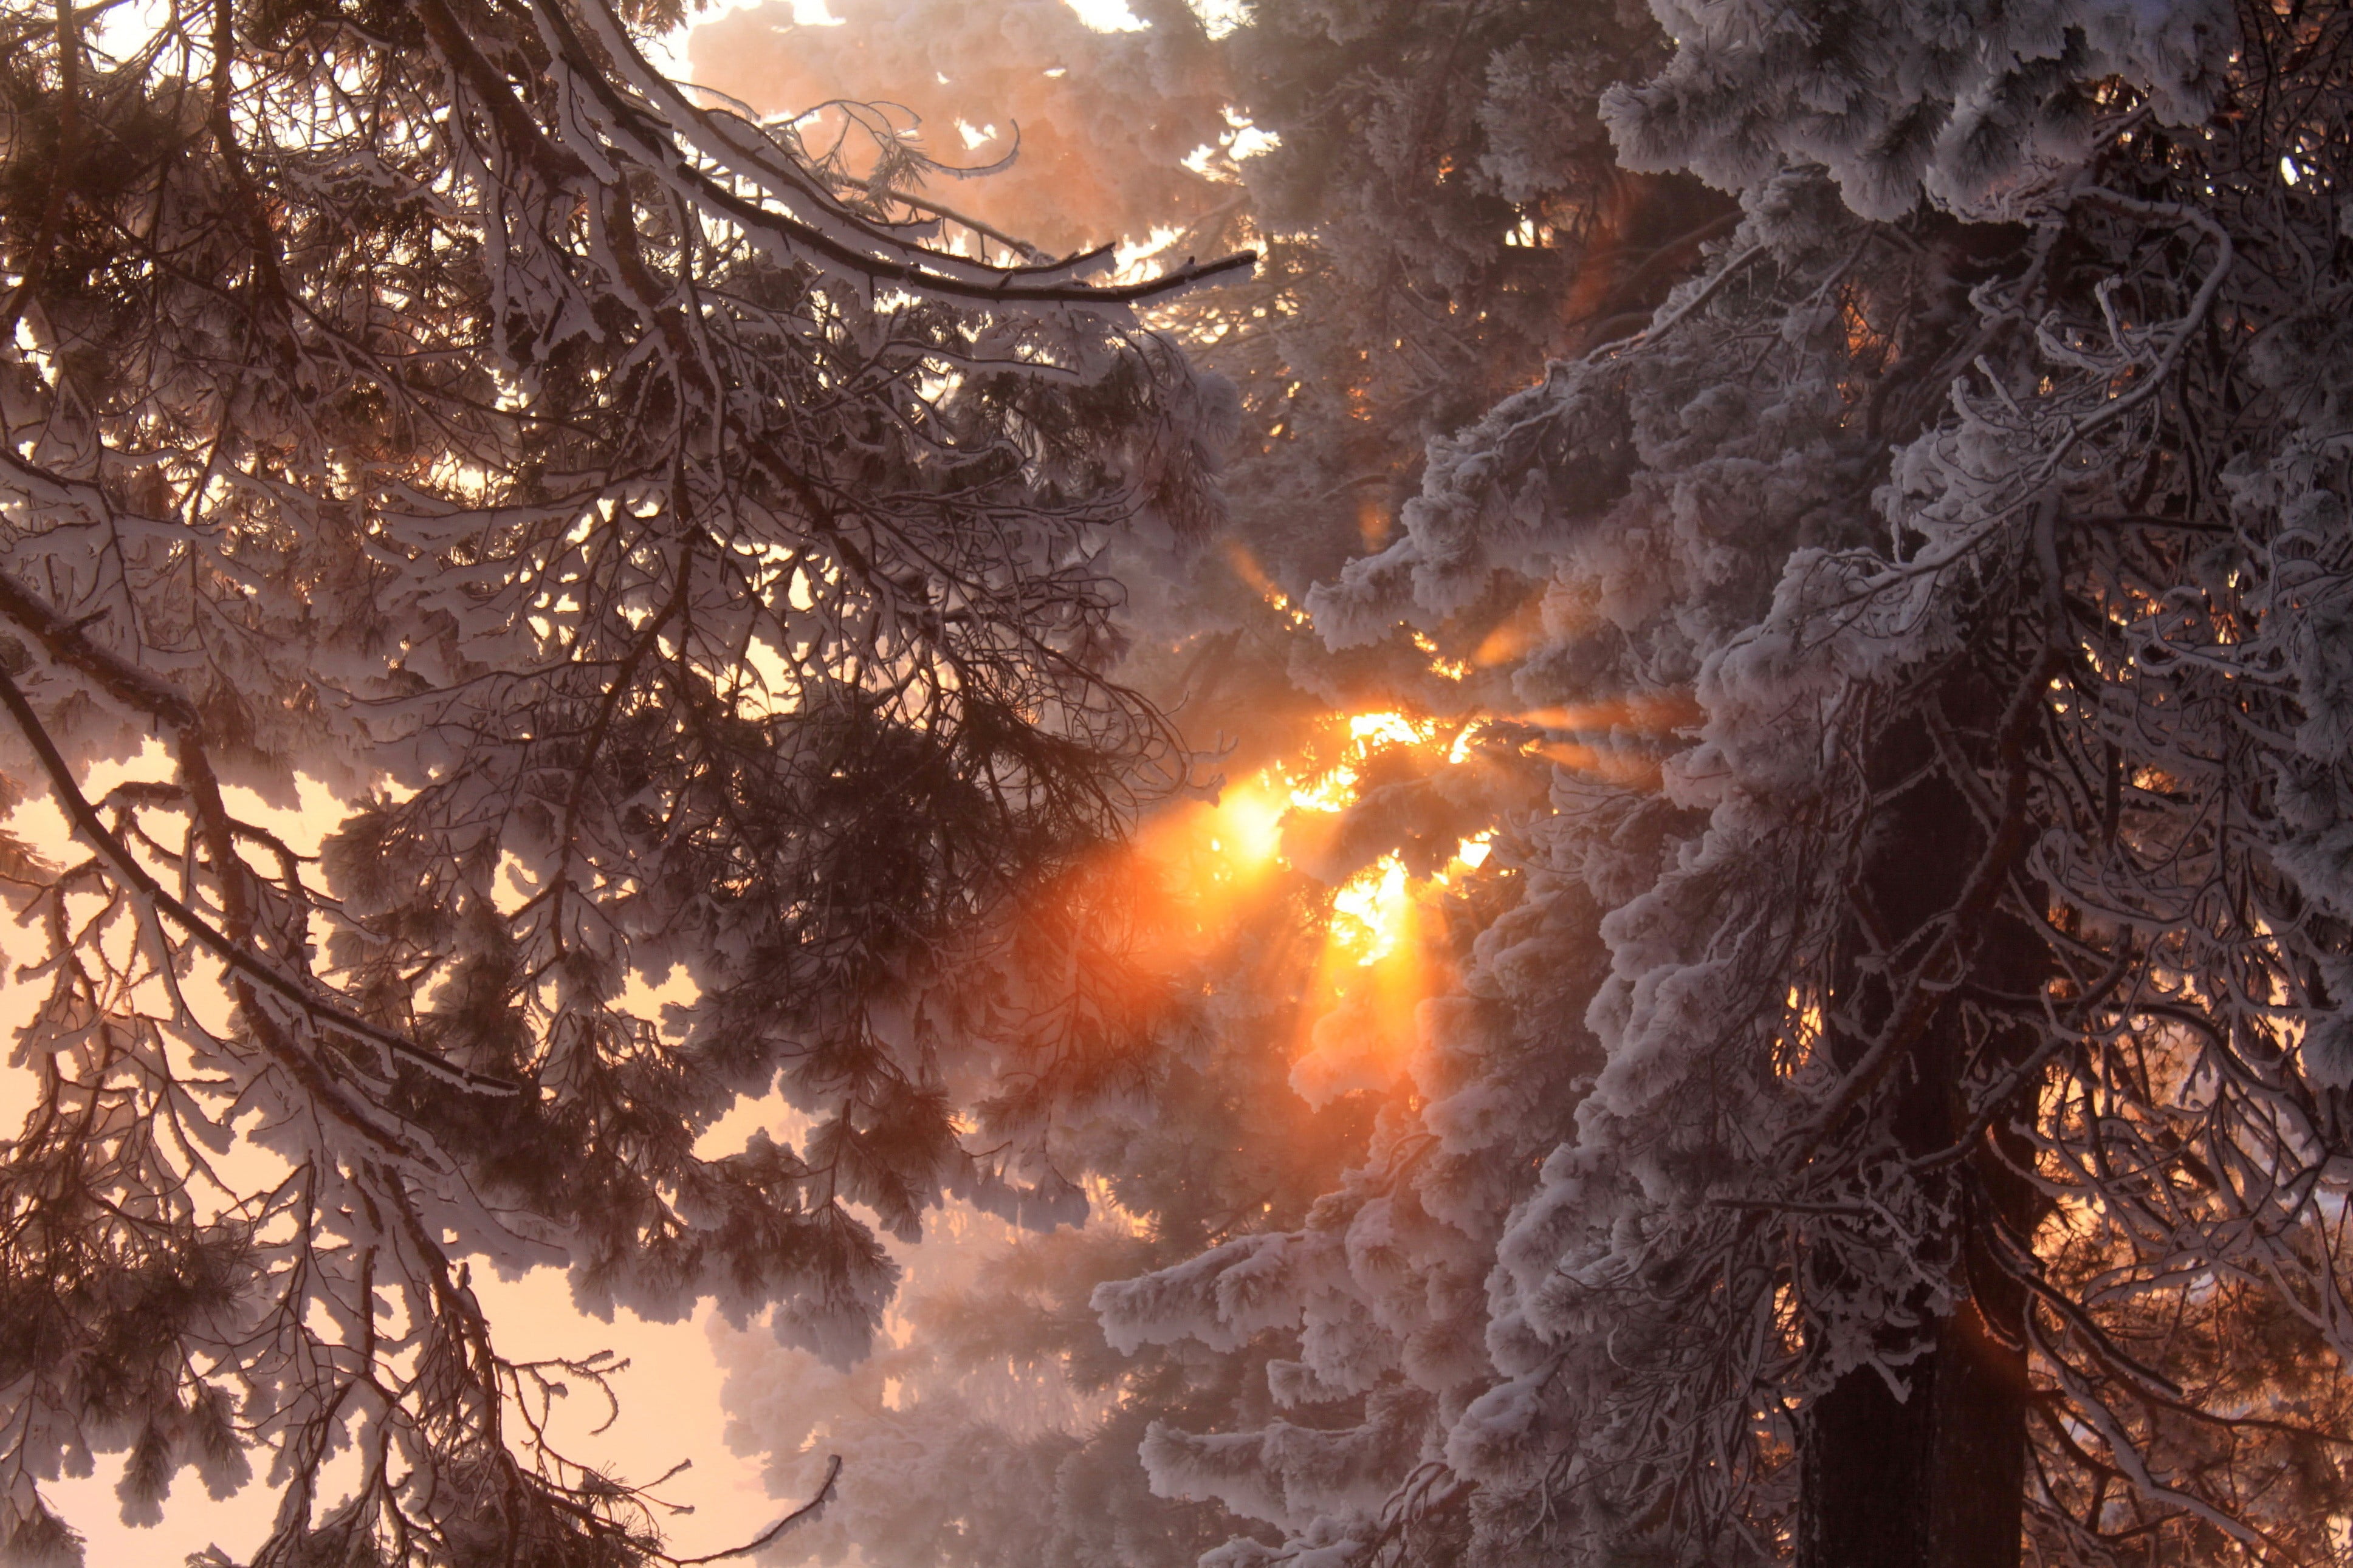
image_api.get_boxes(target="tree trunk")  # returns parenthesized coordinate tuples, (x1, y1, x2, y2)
(1797, 1289, 2030, 1568)
(1798, 676, 2044, 1568)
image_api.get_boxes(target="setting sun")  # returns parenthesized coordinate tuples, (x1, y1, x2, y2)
(1132, 709, 1498, 1098)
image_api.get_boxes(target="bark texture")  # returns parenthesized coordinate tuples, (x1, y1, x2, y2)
(1799, 672, 2043, 1568)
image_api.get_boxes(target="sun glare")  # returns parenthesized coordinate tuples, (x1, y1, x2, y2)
(1347, 711, 1427, 747)
(1121, 659, 1699, 1101)
(1135, 709, 1500, 1100)
(1330, 855, 1411, 965)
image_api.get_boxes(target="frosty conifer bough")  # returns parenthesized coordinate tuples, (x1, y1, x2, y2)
(0, 0, 1251, 1561)
(1101, 1, 2353, 1566)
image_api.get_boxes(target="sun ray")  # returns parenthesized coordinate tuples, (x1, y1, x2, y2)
(1123, 708, 1506, 1104)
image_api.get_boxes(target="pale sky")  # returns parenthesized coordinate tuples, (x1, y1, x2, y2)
(41, 1275, 787, 1565)
(0, 753, 800, 1563)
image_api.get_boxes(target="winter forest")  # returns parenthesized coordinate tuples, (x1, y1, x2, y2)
(2, 0, 2352, 1563)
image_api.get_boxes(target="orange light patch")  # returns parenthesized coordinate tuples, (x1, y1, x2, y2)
(1523, 738, 1662, 790)
(1224, 539, 1312, 629)
(1330, 855, 1412, 966)
(1127, 710, 1497, 1100)
(1410, 631, 1471, 682)
(1472, 591, 1556, 668)
(1347, 710, 1437, 748)
(1513, 690, 1702, 735)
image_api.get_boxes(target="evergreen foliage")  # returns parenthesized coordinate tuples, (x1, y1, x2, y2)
(707, 1, 2353, 1566)
(13, 0, 2353, 1563)
(0, 1, 1245, 1562)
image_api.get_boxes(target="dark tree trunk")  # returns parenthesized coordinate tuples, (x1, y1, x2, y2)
(1797, 1289, 2030, 1568)
(1798, 667, 2046, 1568)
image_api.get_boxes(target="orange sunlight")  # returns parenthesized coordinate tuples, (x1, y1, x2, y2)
(1189, 552, 1683, 1090)
(1135, 709, 1495, 1101)
(1223, 539, 1313, 629)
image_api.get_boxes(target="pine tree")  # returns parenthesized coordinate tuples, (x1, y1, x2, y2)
(1220, 1, 2353, 1563)
(0, 1, 1248, 1562)
(706, 1, 2353, 1565)
(694, 2, 1705, 1564)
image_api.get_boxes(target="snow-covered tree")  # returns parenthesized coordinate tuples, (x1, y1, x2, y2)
(706, 677, 1551, 1568)
(685, 0, 1235, 262)
(692, 2, 2353, 1566)
(0, 1, 1249, 1562)
(690, 0, 1731, 595)
(1110, 2, 2353, 1566)
(687, 4, 1694, 1564)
